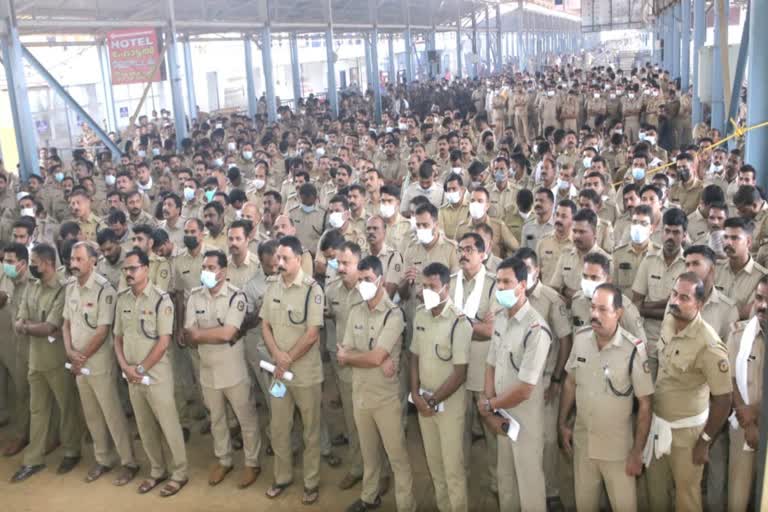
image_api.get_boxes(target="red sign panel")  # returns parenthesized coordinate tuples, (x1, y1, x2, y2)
(107, 28, 163, 85)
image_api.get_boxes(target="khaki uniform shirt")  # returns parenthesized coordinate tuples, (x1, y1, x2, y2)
(78, 212, 102, 243)
(227, 251, 260, 289)
(549, 245, 612, 295)
(686, 208, 709, 242)
(456, 216, 519, 258)
(488, 182, 519, 220)
(403, 234, 460, 300)
(384, 214, 413, 254)
(113, 285, 174, 383)
(698, 288, 739, 342)
(97, 251, 125, 290)
(612, 242, 660, 296)
(655, 314, 732, 424)
(571, 291, 646, 343)
(369, 244, 404, 286)
(204, 229, 228, 251)
(259, 269, 324, 386)
(438, 202, 469, 241)
(159, 217, 186, 248)
(63, 272, 117, 375)
(127, 210, 157, 229)
(596, 218, 615, 253)
(119, 253, 171, 292)
(18, 276, 67, 372)
(400, 183, 445, 215)
(449, 270, 497, 393)
(377, 155, 407, 184)
(521, 216, 555, 251)
(669, 179, 704, 215)
(185, 283, 247, 389)
(727, 321, 765, 406)
(325, 278, 363, 382)
(715, 258, 768, 315)
(410, 301, 472, 411)
(343, 295, 405, 408)
(567, 326, 654, 461)
(536, 232, 574, 285)
(288, 205, 326, 256)
(528, 282, 571, 378)
(631, 249, 686, 347)
(315, 225, 368, 266)
(487, 301, 552, 430)
(173, 246, 209, 300)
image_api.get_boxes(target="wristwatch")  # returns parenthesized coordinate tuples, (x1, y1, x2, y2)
(551, 374, 563, 384)
(427, 398, 438, 410)
(700, 431, 712, 443)
(136, 365, 146, 375)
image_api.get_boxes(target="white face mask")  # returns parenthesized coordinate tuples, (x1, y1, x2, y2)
(645, 136, 656, 146)
(628, 93, 635, 99)
(526, 272, 537, 291)
(416, 227, 434, 245)
(227, 142, 236, 151)
(557, 178, 570, 190)
(582, 157, 592, 169)
(105, 174, 116, 186)
(252, 178, 266, 190)
(242, 150, 253, 160)
(630, 224, 651, 244)
(357, 278, 379, 301)
(581, 278, 603, 299)
(445, 191, 461, 205)
(469, 201, 486, 219)
(519, 210, 531, 220)
(422, 287, 445, 311)
(451, 167, 463, 175)
(593, 93, 600, 99)
(709, 163, 723, 175)
(328, 211, 345, 229)
(20, 207, 35, 217)
(379, 203, 396, 218)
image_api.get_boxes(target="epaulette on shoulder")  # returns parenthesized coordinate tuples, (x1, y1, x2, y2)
(189, 285, 205, 295)
(613, 242, 630, 251)
(575, 325, 592, 336)
(116, 287, 131, 297)
(303, 276, 318, 287)
(265, 275, 279, 283)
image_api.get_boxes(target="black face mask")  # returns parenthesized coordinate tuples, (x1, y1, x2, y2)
(183, 236, 199, 250)
(485, 141, 494, 151)
(29, 265, 41, 279)
(678, 167, 691, 184)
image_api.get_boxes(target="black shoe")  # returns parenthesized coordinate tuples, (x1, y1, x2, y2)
(182, 427, 191, 444)
(10, 464, 45, 483)
(57, 456, 81, 474)
(346, 496, 381, 512)
(331, 433, 349, 446)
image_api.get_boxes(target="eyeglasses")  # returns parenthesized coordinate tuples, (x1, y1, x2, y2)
(122, 265, 145, 274)
(457, 246, 477, 255)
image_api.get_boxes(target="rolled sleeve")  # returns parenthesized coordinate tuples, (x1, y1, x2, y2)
(517, 327, 552, 385)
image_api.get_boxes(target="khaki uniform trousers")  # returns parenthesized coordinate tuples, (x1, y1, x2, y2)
(270, 383, 322, 489)
(172, 344, 202, 430)
(625, 116, 641, 144)
(728, 426, 756, 511)
(513, 112, 529, 143)
(574, 436, 637, 511)
(128, 379, 188, 481)
(463, 390, 498, 493)
(201, 378, 261, 468)
(24, 367, 83, 466)
(354, 396, 415, 511)
(332, 361, 363, 478)
(645, 426, 704, 512)
(418, 392, 467, 512)
(76, 370, 136, 467)
(562, 119, 577, 133)
(9, 344, 30, 440)
(497, 425, 547, 512)
(244, 335, 273, 416)
(705, 426, 729, 511)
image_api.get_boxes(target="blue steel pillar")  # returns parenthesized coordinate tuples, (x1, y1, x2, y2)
(711, 0, 727, 134)
(261, 25, 277, 123)
(427, 29, 437, 79)
(403, 26, 414, 82)
(484, 5, 491, 71)
(98, 42, 118, 133)
(471, 9, 478, 78)
(388, 33, 396, 83)
(364, 33, 374, 89)
(325, 26, 339, 116)
(371, 27, 383, 123)
(746, 0, 768, 187)
(726, 5, 749, 148)
(681, 0, 691, 90)
(496, 4, 502, 72)
(165, 0, 188, 149)
(244, 36, 258, 120)
(1, 5, 39, 180)
(672, 3, 681, 78)
(692, 0, 704, 123)
(290, 32, 302, 104)
(181, 38, 197, 122)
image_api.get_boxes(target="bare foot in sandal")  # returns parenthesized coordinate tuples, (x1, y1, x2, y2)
(265, 481, 293, 499)
(159, 478, 188, 497)
(137, 475, 167, 494)
(302, 486, 319, 505)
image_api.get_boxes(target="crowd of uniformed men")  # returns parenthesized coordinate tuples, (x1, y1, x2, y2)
(0, 54, 762, 512)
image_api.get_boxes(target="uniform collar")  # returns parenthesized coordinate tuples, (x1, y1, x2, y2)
(280, 268, 305, 289)
(511, 300, 532, 323)
(209, 283, 230, 298)
(231, 251, 255, 268)
(78, 271, 98, 290)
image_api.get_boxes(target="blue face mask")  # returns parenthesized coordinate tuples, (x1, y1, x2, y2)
(269, 379, 286, 398)
(327, 258, 339, 271)
(495, 288, 519, 309)
(301, 204, 316, 214)
(495, 171, 507, 183)
(205, 189, 216, 202)
(632, 167, 646, 181)
(54, 172, 64, 183)
(3, 263, 17, 279)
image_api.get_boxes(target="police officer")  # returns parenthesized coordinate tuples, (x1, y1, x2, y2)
(183, 249, 261, 489)
(644, 273, 733, 511)
(226, 220, 260, 287)
(261, 236, 324, 506)
(11, 243, 83, 482)
(119, 224, 171, 291)
(716, 216, 768, 319)
(325, 241, 364, 490)
(612, 205, 659, 296)
(726, 276, 768, 511)
(478, 256, 552, 511)
(411, 262, 472, 512)
(559, 283, 653, 511)
(63, 242, 138, 486)
(114, 249, 188, 497)
(0, 243, 32, 457)
(338, 255, 415, 512)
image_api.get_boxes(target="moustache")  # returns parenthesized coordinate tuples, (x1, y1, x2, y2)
(277, 266, 286, 273)
(460, 257, 468, 264)
(554, 221, 563, 229)
(669, 304, 681, 313)
(590, 317, 601, 327)
(724, 246, 735, 254)
(758, 308, 768, 315)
